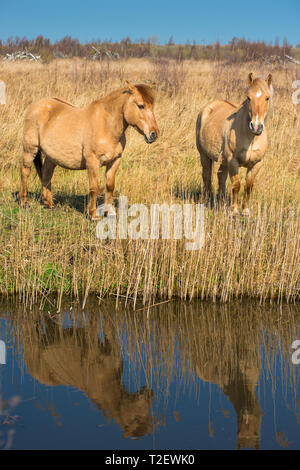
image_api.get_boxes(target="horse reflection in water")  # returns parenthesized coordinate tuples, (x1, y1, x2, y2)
(194, 351, 262, 449)
(178, 304, 263, 450)
(22, 315, 153, 439)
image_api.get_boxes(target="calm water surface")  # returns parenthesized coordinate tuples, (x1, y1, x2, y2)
(0, 299, 299, 450)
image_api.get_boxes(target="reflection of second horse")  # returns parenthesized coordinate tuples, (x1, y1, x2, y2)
(195, 354, 261, 449)
(23, 315, 153, 439)
(180, 308, 262, 450)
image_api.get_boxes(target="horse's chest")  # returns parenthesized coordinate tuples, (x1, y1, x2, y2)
(94, 139, 125, 165)
(237, 139, 267, 166)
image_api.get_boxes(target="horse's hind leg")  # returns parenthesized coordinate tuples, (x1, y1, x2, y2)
(200, 152, 213, 202)
(19, 118, 41, 207)
(217, 160, 228, 203)
(42, 157, 56, 208)
(19, 148, 39, 207)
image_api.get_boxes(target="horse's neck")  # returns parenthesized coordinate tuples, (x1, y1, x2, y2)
(104, 91, 129, 139)
(237, 102, 254, 140)
(91, 91, 128, 141)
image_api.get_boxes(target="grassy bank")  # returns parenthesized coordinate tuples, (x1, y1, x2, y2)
(0, 58, 299, 306)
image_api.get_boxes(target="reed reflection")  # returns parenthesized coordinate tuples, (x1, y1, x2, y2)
(2, 299, 299, 449)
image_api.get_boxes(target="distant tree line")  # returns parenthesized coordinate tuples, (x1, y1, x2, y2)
(0, 35, 299, 62)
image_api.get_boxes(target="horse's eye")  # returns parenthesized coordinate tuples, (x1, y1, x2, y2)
(247, 96, 250, 101)
(266, 97, 270, 101)
(137, 104, 144, 109)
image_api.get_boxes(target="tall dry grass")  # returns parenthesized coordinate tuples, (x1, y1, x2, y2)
(0, 58, 299, 306)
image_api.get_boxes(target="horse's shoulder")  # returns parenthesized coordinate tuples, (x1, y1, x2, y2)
(202, 100, 238, 121)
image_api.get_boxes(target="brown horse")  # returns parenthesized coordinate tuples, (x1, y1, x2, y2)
(196, 73, 273, 215)
(19, 81, 159, 219)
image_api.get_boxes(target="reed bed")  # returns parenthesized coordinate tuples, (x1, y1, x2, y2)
(0, 58, 299, 306)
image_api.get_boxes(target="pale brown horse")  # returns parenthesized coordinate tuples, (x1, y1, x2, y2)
(19, 81, 159, 219)
(196, 73, 273, 215)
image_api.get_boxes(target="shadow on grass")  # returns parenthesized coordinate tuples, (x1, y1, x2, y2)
(13, 191, 118, 217)
(54, 193, 90, 214)
(13, 191, 40, 204)
(172, 184, 231, 210)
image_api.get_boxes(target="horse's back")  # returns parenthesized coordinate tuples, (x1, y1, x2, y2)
(196, 100, 238, 161)
(24, 97, 77, 127)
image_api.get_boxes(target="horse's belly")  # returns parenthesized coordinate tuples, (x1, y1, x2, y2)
(200, 128, 223, 161)
(40, 114, 87, 170)
(41, 140, 86, 170)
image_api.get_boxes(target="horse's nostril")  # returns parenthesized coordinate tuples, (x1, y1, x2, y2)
(150, 131, 157, 140)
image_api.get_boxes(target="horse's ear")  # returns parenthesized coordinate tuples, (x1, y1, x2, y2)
(266, 73, 272, 87)
(248, 72, 254, 85)
(125, 80, 136, 93)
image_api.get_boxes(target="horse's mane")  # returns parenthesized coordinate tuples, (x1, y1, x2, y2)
(52, 97, 76, 107)
(223, 100, 238, 109)
(135, 84, 155, 105)
(101, 84, 155, 106)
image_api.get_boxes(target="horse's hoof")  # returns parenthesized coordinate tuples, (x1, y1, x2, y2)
(231, 208, 239, 217)
(242, 208, 250, 216)
(86, 211, 100, 221)
(96, 204, 116, 217)
(43, 205, 56, 210)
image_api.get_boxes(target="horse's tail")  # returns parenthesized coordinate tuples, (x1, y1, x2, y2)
(33, 150, 43, 181)
(196, 110, 203, 153)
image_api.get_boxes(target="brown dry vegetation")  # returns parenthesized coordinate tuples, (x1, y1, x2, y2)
(1, 35, 298, 62)
(0, 58, 299, 307)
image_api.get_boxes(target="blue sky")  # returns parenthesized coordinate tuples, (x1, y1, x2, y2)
(0, 0, 299, 45)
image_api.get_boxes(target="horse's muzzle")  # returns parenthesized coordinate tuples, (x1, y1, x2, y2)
(249, 121, 264, 136)
(144, 131, 158, 144)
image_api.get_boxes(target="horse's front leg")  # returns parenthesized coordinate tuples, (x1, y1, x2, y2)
(103, 156, 121, 216)
(242, 161, 263, 216)
(228, 159, 240, 216)
(87, 158, 101, 220)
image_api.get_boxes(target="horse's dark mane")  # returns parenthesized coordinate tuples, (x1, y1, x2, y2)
(52, 97, 76, 107)
(223, 100, 238, 108)
(135, 84, 155, 105)
(103, 84, 155, 106)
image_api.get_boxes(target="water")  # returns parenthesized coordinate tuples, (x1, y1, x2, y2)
(0, 299, 299, 450)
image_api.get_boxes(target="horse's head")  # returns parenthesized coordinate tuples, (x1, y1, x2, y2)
(123, 81, 159, 144)
(246, 73, 273, 135)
